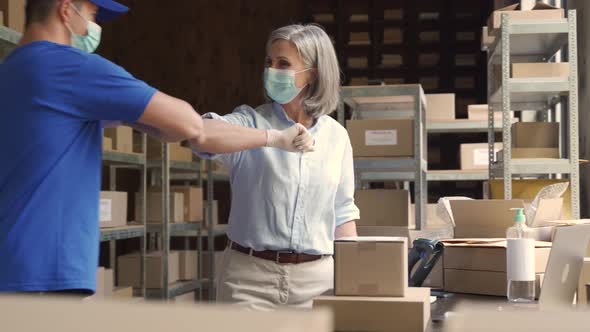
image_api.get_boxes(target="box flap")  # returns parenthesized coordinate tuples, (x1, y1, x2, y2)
(530, 198, 563, 227)
(495, 3, 520, 12)
(337, 236, 408, 244)
(442, 239, 552, 249)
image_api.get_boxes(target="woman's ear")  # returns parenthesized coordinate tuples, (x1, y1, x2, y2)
(309, 68, 319, 84)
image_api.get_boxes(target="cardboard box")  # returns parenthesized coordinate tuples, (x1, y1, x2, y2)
(511, 122, 559, 148)
(347, 119, 414, 158)
(313, 287, 431, 332)
(577, 258, 590, 305)
(0, 10, 3, 26)
(383, 28, 402, 44)
(356, 226, 412, 245)
(355, 190, 412, 228)
(426, 93, 455, 121)
(104, 126, 133, 153)
(352, 95, 415, 112)
(497, 148, 560, 160)
(204, 200, 219, 226)
(99, 191, 128, 228)
(112, 287, 133, 300)
(481, 26, 495, 49)
(171, 186, 203, 222)
(174, 291, 196, 304)
(202, 251, 225, 279)
(512, 63, 569, 79)
(118, 251, 180, 289)
(450, 200, 525, 238)
(147, 138, 193, 162)
(135, 192, 184, 223)
(335, 237, 408, 297)
(488, 3, 564, 33)
(177, 251, 198, 281)
(102, 137, 113, 151)
(95, 267, 114, 298)
(460, 143, 503, 170)
(467, 104, 514, 121)
(0, 0, 25, 32)
(442, 239, 551, 296)
(444, 269, 545, 297)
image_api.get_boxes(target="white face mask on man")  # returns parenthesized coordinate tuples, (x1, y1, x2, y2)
(65, 5, 102, 53)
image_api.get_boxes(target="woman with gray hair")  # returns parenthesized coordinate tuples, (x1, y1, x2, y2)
(195, 24, 359, 310)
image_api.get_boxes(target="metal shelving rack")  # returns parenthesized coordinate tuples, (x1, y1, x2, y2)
(338, 84, 427, 229)
(102, 136, 148, 298)
(486, 11, 579, 218)
(145, 148, 203, 300)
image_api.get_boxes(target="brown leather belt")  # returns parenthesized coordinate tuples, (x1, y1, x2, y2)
(230, 242, 326, 264)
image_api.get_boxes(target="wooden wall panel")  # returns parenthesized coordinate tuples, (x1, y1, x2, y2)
(99, 0, 305, 116)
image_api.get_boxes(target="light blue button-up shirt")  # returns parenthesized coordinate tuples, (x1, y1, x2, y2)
(197, 102, 359, 255)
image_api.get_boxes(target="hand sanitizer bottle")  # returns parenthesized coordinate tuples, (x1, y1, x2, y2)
(506, 208, 536, 302)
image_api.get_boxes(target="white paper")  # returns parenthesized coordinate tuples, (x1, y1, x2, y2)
(100, 199, 112, 223)
(507, 238, 535, 281)
(365, 130, 397, 146)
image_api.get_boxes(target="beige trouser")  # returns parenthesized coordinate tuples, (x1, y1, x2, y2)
(216, 247, 334, 310)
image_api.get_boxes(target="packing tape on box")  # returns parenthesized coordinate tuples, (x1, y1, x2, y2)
(358, 242, 378, 251)
(358, 283, 379, 295)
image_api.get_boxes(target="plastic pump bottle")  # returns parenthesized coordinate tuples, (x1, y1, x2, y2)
(506, 208, 536, 302)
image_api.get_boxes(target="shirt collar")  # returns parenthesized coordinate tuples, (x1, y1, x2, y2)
(271, 102, 322, 133)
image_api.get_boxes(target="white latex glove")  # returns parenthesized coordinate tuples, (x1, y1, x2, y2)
(266, 123, 315, 153)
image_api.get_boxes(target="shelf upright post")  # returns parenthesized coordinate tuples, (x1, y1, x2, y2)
(501, 13, 512, 200)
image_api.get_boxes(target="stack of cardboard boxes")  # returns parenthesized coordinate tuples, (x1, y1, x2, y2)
(421, 199, 560, 296)
(103, 126, 146, 155)
(314, 237, 431, 332)
(146, 137, 193, 162)
(134, 186, 203, 224)
(117, 250, 200, 290)
(354, 189, 414, 242)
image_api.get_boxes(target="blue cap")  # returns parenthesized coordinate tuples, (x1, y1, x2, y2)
(89, 0, 129, 22)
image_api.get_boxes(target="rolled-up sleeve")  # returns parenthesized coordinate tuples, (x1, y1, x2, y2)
(334, 138, 360, 227)
(192, 105, 257, 170)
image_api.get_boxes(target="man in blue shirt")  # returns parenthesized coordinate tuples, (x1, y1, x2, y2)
(0, 0, 314, 294)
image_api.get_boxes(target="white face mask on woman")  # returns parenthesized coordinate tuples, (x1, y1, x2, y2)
(264, 67, 311, 104)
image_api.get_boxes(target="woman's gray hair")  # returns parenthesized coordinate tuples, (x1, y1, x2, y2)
(266, 24, 341, 118)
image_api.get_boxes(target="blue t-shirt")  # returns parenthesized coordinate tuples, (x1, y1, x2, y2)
(0, 41, 157, 292)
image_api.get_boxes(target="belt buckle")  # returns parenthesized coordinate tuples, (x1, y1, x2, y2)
(276, 250, 294, 264)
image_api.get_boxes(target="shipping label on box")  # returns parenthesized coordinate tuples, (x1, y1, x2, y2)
(99, 191, 127, 228)
(460, 143, 503, 170)
(100, 199, 112, 222)
(335, 237, 408, 297)
(313, 287, 431, 332)
(348, 119, 414, 158)
(365, 130, 397, 146)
